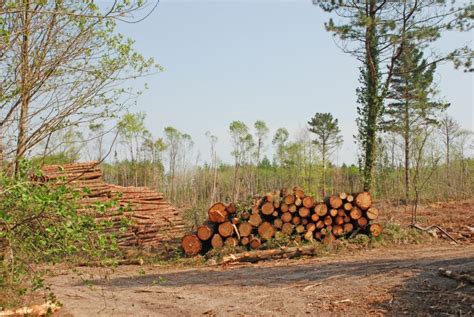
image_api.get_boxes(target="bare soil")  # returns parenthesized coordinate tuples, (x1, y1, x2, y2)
(50, 244, 473, 317)
(47, 201, 473, 316)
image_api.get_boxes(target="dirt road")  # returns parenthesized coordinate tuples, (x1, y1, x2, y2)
(50, 244, 473, 316)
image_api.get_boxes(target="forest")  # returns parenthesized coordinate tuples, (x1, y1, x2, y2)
(0, 0, 472, 315)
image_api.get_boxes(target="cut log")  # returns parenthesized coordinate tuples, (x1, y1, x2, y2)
(316, 220, 325, 229)
(197, 225, 214, 241)
(295, 197, 303, 207)
(323, 233, 336, 245)
(302, 196, 315, 209)
(337, 209, 346, 217)
(272, 211, 279, 217)
(346, 194, 354, 203)
(368, 223, 383, 237)
(344, 215, 351, 223)
(295, 225, 306, 234)
(293, 186, 305, 199)
(281, 223, 294, 235)
(329, 209, 338, 217)
(225, 237, 238, 247)
(355, 192, 372, 210)
(258, 222, 275, 240)
(339, 192, 348, 200)
(182, 234, 202, 256)
(343, 223, 354, 233)
(280, 203, 290, 213)
(350, 207, 362, 220)
(314, 203, 328, 216)
(221, 245, 318, 264)
(273, 218, 283, 229)
(284, 194, 295, 205)
(249, 237, 262, 249)
(311, 214, 320, 222)
(306, 222, 316, 232)
(314, 231, 323, 240)
(248, 213, 262, 227)
(301, 218, 308, 225)
(357, 217, 368, 228)
(231, 217, 239, 225)
(241, 236, 250, 246)
(261, 202, 275, 216)
(332, 225, 344, 236)
(289, 204, 297, 213)
(218, 222, 234, 238)
(281, 212, 292, 223)
(366, 207, 379, 220)
(334, 216, 344, 225)
(323, 215, 333, 226)
(238, 222, 253, 237)
(304, 231, 314, 241)
(273, 199, 281, 209)
(208, 203, 228, 223)
(438, 268, 474, 285)
(328, 195, 343, 209)
(292, 216, 301, 225)
(241, 211, 251, 220)
(211, 234, 224, 248)
(343, 203, 353, 211)
(298, 207, 310, 218)
(226, 203, 236, 214)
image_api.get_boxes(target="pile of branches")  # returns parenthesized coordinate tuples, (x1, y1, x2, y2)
(182, 187, 383, 256)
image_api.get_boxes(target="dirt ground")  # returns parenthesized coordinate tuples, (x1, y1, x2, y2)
(50, 244, 473, 317)
(47, 201, 473, 316)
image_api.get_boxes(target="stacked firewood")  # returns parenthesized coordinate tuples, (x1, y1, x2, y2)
(181, 187, 383, 256)
(41, 162, 185, 249)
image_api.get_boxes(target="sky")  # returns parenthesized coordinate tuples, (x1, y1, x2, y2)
(115, 0, 473, 165)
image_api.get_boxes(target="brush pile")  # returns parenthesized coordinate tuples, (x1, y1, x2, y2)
(181, 187, 382, 256)
(41, 162, 185, 249)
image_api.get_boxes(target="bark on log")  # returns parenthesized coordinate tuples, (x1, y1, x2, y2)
(438, 268, 474, 285)
(221, 245, 319, 264)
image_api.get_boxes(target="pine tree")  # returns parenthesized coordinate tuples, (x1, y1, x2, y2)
(382, 43, 448, 202)
(308, 113, 343, 196)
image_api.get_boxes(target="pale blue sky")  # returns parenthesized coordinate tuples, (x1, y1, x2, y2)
(117, 0, 473, 165)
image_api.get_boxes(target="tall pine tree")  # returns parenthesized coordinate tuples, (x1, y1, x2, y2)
(383, 43, 448, 202)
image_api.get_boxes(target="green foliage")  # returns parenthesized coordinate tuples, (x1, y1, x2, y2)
(0, 161, 123, 307)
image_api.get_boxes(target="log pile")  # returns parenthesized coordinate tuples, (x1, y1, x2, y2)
(40, 162, 185, 249)
(182, 187, 383, 256)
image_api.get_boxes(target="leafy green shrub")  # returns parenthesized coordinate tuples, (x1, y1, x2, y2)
(0, 161, 124, 308)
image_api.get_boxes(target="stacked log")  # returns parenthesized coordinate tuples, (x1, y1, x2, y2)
(182, 187, 383, 256)
(40, 162, 184, 249)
